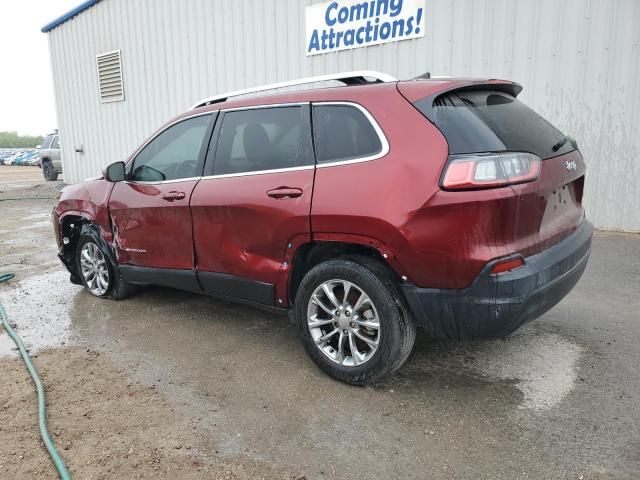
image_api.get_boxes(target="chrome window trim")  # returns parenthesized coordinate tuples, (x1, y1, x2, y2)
(124, 101, 389, 184)
(125, 111, 214, 185)
(200, 165, 315, 181)
(312, 101, 390, 169)
(124, 176, 201, 186)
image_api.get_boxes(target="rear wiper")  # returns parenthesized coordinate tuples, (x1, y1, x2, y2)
(552, 135, 577, 152)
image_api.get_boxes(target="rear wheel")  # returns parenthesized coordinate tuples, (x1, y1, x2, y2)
(294, 256, 415, 385)
(42, 161, 58, 181)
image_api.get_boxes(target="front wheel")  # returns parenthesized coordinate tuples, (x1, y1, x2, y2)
(75, 225, 135, 300)
(42, 161, 58, 181)
(294, 256, 415, 385)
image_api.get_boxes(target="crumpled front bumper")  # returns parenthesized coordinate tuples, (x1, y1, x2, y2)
(402, 220, 593, 340)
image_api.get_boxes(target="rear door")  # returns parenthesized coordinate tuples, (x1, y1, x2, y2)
(190, 104, 314, 305)
(109, 113, 214, 276)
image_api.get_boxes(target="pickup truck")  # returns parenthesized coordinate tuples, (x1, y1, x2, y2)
(39, 131, 62, 181)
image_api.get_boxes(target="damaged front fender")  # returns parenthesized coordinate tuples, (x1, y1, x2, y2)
(54, 178, 117, 284)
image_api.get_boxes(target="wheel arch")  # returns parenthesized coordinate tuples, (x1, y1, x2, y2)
(57, 214, 93, 281)
(286, 238, 406, 306)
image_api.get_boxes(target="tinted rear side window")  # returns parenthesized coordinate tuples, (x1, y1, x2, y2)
(212, 106, 311, 175)
(313, 105, 382, 164)
(414, 90, 574, 159)
(42, 136, 53, 149)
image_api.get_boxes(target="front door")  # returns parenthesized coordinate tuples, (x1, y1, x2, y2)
(191, 104, 314, 305)
(109, 113, 214, 274)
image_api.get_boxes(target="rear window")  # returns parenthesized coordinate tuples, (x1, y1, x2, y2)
(414, 90, 574, 159)
(312, 105, 382, 164)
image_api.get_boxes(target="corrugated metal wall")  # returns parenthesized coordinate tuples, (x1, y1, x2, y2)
(47, 0, 640, 230)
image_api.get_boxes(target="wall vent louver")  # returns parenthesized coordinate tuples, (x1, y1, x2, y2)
(96, 50, 124, 103)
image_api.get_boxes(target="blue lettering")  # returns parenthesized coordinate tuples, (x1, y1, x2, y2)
(405, 15, 414, 35)
(389, 0, 404, 17)
(308, 29, 321, 52)
(376, 0, 389, 16)
(337, 6, 349, 23)
(392, 18, 405, 37)
(325, 2, 339, 26)
(414, 7, 423, 34)
(379, 22, 391, 40)
(344, 29, 355, 46)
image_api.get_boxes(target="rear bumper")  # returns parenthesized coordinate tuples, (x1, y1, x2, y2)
(402, 220, 593, 340)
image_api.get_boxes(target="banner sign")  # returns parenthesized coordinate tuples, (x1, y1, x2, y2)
(305, 0, 425, 56)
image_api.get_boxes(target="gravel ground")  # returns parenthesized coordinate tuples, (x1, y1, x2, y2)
(1, 166, 639, 479)
(0, 348, 293, 479)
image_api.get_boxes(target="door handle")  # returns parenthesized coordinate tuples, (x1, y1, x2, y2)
(266, 187, 303, 199)
(161, 191, 186, 202)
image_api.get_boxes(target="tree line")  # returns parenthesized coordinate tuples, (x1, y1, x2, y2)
(0, 131, 44, 148)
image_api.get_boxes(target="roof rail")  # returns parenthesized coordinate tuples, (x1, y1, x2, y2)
(190, 70, 397, 109)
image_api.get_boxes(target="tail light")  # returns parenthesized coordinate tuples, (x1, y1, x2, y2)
(441, 152, 541, 190)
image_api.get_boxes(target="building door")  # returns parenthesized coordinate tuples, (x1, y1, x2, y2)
(191, 104, 314, 305)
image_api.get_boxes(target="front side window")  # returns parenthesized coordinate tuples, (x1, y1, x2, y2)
(312, 104, 382, 164)
(51, 136, 60, 149)
(130, 114, 211, 182)
(212, 106, 309, 175)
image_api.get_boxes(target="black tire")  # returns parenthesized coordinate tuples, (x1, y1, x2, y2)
(75, 224, 136, 300)
(294, 255, 416, 385)
(42, 161, 58, 181)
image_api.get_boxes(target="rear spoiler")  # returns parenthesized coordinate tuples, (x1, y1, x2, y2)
(399, 80, 523, 123)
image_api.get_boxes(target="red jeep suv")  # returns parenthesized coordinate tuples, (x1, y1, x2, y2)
(53, 72, 592, 384)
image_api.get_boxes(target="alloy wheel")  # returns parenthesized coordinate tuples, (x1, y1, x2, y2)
(80, 242, 109, 296)
(307, 279, 381, 367)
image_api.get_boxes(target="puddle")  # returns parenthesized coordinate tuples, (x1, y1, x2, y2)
(18, 220, 52, 230)
(0, 270, 79, 357)
(22, 212, 51, 221)
(0, 269, 582, 412)
(409, 328, 582, 411)
(466, 332, 582, 410)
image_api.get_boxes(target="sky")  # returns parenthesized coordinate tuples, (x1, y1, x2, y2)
(0, 0, 80, 136)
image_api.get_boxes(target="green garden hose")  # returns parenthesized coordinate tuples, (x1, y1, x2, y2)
(0, 197, 55, 201)
(0, 272, 71, 479)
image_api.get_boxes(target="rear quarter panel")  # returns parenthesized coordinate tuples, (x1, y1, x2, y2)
(310, 87, 451, 286)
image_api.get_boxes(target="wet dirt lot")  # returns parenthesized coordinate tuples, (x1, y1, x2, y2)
(1, 166, 639, 479)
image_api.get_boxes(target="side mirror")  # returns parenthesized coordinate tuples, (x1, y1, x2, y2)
(103, 161, 126, 182)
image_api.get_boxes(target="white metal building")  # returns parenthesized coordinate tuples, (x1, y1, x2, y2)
(43, 0, 640, 231)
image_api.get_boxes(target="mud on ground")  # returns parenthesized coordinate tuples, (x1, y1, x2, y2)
(0, 168, 298, 478)
(1, 166, 639, 479)
(0, 348, 294, 479)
